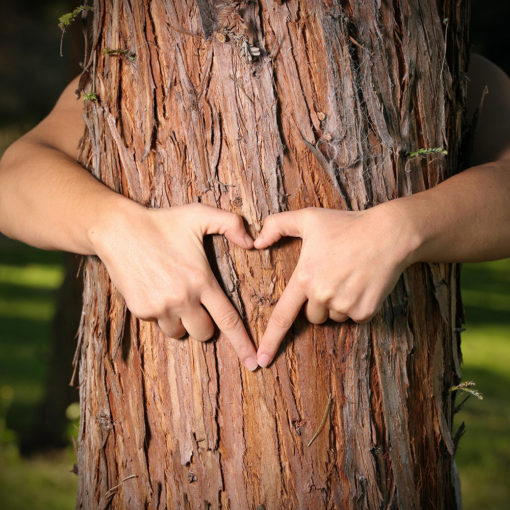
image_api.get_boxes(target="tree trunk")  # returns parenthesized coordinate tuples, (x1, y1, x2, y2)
(75, 1, 469, 508)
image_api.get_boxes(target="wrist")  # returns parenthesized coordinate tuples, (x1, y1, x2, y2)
(87, 194, 146, 257)
(373, 198, 425, 268)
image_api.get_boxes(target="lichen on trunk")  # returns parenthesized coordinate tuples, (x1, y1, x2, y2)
(75, 1, 469, 508)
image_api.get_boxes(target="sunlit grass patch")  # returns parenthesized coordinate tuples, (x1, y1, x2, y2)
(0, 296, 57, 321)
(456, 260, 510, 510)
(0, 264, 64, 289)
(0, 449, 77, 510)
(460, 326, 510, 377)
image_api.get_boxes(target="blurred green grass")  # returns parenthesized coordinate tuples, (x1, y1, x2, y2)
(0, 239, 77, 509)
(455, 259, 510, 510)
(0, 449, 77, 510)
(0, 237, 508, 509)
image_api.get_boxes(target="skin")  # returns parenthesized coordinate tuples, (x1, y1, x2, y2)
(0, 55, 509, 371)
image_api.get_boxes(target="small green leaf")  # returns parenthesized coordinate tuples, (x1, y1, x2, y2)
(450, 380, 484, 400)
(82, 92, 97, 101)
(58, 5, 93, 32)
(408, 147, 448, 159)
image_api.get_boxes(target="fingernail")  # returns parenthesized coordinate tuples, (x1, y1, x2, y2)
(244, 234, 254, 246)
(257, 353, 271, 368)
(245, 357, 259, 372)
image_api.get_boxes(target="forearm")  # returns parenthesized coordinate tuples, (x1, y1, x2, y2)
(386, 160, 510, 264)
(0, 138, 133, 255)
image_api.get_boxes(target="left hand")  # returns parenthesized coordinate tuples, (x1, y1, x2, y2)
(253, 205, 416, 367)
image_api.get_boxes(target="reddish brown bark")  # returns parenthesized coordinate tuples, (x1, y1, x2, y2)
(75, 1, 469, 508)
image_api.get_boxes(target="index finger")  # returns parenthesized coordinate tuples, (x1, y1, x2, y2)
(257, 275, 307, 367)
(201, 280, 258, 371)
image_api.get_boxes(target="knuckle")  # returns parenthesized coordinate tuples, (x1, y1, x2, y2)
(160, 323, 186, 339)
(350, 295, 380, 323)
(193, 328, 214, 342)
(330, 311, 348, 322)
(263, 214, 277, 229)
(231, 214, 245, 229)
(310, 284, 334, 304)
(187, 203, 206, 223)
(295, 269, 311, 288)
(191, 318, 215, 341)
(329, 303, 343, 315)
(330, 305, 349, 318)
(308, 314, 327, 325)
(301, 207, 317, 224)
(349, 312, 366, 323)
(188, 267, 210, 289)
(128, 303, 151, 320)
(217, 310, 241, 330)
(166, 286, 192, 308)
(126, 296, 160, 320)
(330, 297, 352, 315)
(167, 327, 186, 339)
(349, 307, 375, 323)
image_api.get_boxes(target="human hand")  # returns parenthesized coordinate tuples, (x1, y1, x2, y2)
(90, 201, 258, 371)
(253, 205, 416, 367)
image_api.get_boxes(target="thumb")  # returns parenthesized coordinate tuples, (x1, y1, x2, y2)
(201, 207, 254, 249)
(254, 210, 304, 249)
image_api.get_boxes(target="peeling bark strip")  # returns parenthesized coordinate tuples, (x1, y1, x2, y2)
(76, 1, 468, 508)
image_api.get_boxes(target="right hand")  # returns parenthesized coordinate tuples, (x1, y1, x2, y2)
(90, 201, 258, 371)
(253, 205, 413, 367)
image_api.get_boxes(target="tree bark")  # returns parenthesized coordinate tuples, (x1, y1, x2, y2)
(75, 1, 469, 508)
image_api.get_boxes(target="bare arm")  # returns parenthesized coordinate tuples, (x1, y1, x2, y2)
(255, 55, 510, 368)
(0, 77, 258, 371)
(393, 53, 510, 263)
(0, 76, 114, 253)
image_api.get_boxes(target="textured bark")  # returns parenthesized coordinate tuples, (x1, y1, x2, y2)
(75, 1, 469, 508)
